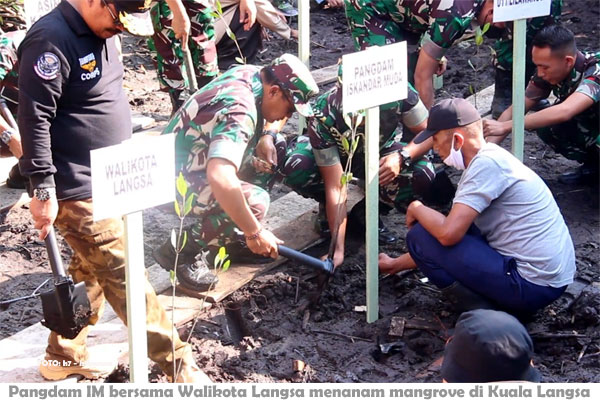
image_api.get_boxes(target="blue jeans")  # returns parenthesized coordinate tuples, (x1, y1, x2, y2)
(406, 223, 566, 314)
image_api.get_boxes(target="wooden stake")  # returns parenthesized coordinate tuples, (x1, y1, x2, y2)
(511, 19, 526, 161)
(365, 108, 379, 323)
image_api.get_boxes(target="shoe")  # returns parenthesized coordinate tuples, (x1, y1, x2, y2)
(441, 282, 495, 313)
(153, 234, 202, 271)
(176, 255, 219, 292)
(559, 164, 599, 186)
(6, 163, 26, 189)
(347, 199, 397, 245)
(172, 360, 212, 383)
(274, 0, 298, 16)
(39, 358, 115, 381)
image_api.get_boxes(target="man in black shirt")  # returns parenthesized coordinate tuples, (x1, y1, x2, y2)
(18, 0, 209, 382)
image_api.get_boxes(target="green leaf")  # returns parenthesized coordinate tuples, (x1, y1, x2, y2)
(218, 246, 226, 261)
(170, 229, 177, 249)
(214, 253, 221, 269)
(351, 137, 359, 153)
(180, 231, 188, 252)
(210, 12, 219, 19)
(169, 270, 176, 284)
(176, 172, 187, 198)
(341, 136, 350, 153)
(482, 22, 490, 35)
(174, 199, 181, 217)
(215, 0, 223, 14)
(469, 84, 475, 95)
(226, 28, 236, 42)
(184, 193, 194, 216)
(340, 174, 347, 186)
(475, 34, 483, 46)
(347, 172, 353, 182)
(222, 259, 231, 272)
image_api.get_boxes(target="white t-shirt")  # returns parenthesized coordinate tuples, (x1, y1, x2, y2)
(453, 143, 575, 288)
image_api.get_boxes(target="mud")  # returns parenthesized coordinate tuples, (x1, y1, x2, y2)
(0, 1, 598, 383)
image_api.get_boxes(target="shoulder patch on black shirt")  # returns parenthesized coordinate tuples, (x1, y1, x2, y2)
(34, 52, 60, 80)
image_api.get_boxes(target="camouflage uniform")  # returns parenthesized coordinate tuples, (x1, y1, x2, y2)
(147, 0, 218, 103)
(491, 0, 562, 117)
(344, 0, 486, 83)
(163, 56, 318, 250)
(525, 51, 600, 165)
(282, 82, 435, 210)
(47, 200, 196, 377)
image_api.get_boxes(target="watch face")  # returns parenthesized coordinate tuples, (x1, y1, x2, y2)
(1, 130, 11, 145)
(35, 189, 50, 201)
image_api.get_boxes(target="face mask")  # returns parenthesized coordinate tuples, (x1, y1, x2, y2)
(443, 134, 465, 170)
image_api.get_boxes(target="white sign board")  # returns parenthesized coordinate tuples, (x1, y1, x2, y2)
(90, 134, 175, 221)
(493, 0, 552, 23)
(24, 0, 61, 29)
(342, 42, 408, 113)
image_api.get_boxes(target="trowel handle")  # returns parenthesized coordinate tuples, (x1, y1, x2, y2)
(45, 227, 67, 279)
(278, 245, 334, 275)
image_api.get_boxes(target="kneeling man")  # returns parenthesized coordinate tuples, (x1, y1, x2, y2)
(379, 98, 575, 315)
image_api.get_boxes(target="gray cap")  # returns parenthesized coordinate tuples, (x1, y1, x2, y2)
(413, 98, 481, 144)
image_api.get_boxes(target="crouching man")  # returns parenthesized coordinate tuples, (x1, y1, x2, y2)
(153, 53, 319, 292)
(379, 98, 575, 316)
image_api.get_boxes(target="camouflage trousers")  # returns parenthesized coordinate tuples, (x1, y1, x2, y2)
(47, 199, 194, 378)
(242, 135, 436, 210)
(535, 118, 600, 166)
(147, 0, 218, 98)
(344, 0, 420, 82)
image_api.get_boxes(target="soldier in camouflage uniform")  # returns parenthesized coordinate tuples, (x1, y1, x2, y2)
(0, 29, 25, 187)
(154, 53, 318, 291)
(491, 0, 562, 118)
(485, 26, 599, 185)
(268, 74, 436, 267)
(343, 0, 503, 109)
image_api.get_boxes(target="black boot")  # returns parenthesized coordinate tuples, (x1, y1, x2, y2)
(559, 163, 599, 186)
(347, 199, 397, 244)
(6, 163, 26, 189)
(441, 282, 495, 313)
(153, 233, 202, 271)
(177, 254, 219, 292)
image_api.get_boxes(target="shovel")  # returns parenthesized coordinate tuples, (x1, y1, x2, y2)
(40, 227, 91, 339)
(278, 245, 334, 276)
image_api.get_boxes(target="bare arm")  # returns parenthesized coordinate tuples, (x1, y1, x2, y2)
(414, 50, 440, 110)
(165, 0, 191, 50)
(406, 200, 479, 246)
(320, 162, 347, 268)
(207, 158, 282, 257)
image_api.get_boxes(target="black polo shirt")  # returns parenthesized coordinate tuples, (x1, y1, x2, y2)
(18, 1, 131, 200)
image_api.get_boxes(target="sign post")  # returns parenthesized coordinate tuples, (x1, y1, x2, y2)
(493, 0, 552, 161)
(342, 42, 408, 323)
(90, 134, 175, 382)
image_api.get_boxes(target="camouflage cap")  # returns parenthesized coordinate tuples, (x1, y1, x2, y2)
(267, 53, 319, 117)
(111, 0, 153, 36)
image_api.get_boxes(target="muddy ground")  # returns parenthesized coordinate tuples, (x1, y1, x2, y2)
(1, 1, 599, 383)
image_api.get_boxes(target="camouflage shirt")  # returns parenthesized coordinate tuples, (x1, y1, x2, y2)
(164, 64, 264, 175)
(347, 0, 486, 60)
(0, 30, 23, 114)
(308, 82, 427, 167)
(525, 51, 600, 135)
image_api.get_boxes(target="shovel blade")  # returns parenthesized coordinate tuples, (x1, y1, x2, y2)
(41, 279, 91, 339)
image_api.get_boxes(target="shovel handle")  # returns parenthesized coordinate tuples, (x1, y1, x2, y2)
(278, 245, 334, 275)
(45, 227, 67, 279)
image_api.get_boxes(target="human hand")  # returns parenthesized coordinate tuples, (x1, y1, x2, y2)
(171, 8, 191, 51)
(483, 119, 510, 138)
(405, 200, 422, 229)
(8, 131, 22, 159)
(378, 253, 401, 275)
(379, 152, 401, 186)
(253, 135, 278, 173)
(436, 56, 447, 76)
(245, 228, 283, 258)
(290, 29, 298, 40)
(326, 0, 344, 8)
(30, 195, 59, 240)
(240, 0, 257, 31)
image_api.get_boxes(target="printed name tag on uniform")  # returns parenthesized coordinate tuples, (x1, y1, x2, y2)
(90, 134, 175, 221)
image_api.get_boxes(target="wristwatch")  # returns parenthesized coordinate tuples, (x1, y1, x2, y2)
(261, 130, 278, 142)
(1, 129, 14, 145)
(400, 148, 412, 168)
(33, 187, 55, 202)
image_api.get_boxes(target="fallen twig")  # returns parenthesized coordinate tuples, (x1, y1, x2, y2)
(530, 332, 586, 339)
(577, 344, 588, 363)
